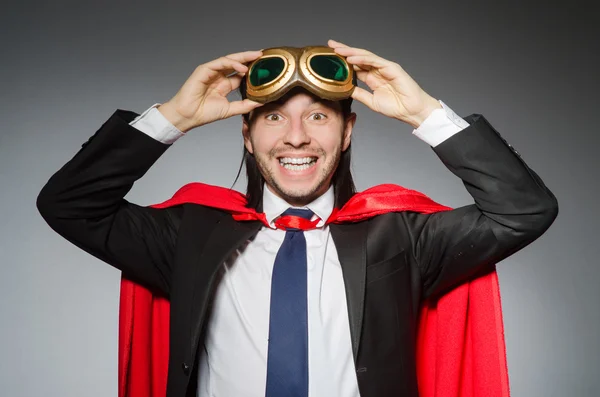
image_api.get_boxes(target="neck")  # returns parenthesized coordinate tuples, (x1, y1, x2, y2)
(264, 183, 331, 208)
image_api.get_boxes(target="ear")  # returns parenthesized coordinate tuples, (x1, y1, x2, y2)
(342, 112, 357, 151)
(241, 115, 254, 154)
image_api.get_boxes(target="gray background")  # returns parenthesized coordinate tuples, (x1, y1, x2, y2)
(1, 1, 598, 396)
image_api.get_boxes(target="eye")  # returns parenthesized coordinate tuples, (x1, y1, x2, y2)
(310, 112, 327, 121)
(265, 113, 282, 121)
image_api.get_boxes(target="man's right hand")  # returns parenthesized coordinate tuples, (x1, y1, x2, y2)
(157, 50, 265, 133)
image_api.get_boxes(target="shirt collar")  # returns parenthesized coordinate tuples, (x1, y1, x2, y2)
(262, 184, 334, 228)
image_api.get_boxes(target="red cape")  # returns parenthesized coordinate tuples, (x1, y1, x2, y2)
(118, 183, 510, 397)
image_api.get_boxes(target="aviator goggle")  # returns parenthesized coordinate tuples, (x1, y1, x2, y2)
(244, 46, 356, 104)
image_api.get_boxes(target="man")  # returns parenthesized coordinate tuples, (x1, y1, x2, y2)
(37, 40, 558, 397)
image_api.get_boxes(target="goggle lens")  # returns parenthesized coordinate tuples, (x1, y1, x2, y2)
(249, 57, 285, 86)
(309, 55, 349, 82)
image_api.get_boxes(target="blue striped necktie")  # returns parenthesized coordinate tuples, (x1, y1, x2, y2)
(265, 208, 315, 397)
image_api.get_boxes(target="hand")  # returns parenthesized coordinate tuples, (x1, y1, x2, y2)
(158, 50, 265, 132)
(328, 39, 442, 128)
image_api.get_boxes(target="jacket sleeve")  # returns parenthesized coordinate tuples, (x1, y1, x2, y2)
(36, 109, 183, 297)
(404, 114, 559, 300)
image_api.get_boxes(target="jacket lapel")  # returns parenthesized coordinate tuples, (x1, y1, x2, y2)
(189, 215, 263, 358)
(330, 221, 368, 362)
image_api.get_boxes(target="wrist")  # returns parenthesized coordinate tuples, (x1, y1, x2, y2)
(157, 102, 194, 133)
(407, 96, 443, 129)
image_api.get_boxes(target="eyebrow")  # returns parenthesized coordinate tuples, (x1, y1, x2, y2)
(248, 95, 337, 120)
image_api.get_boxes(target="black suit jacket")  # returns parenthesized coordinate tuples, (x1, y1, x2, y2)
(37, 109, 558, 397)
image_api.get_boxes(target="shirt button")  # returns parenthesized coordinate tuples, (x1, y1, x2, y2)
(182, 362, 190, 376)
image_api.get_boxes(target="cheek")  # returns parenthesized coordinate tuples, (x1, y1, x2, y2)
(319, 135, 344, 157)
(250, 134, 278, 156)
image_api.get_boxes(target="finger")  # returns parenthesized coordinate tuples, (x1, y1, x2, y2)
(223, 50, 264, 65)
(331, 45, 374, 58)
(354, 69, 369, 82)
(211, 72, 246, 97)
(351, 86, 376, 112)
(352, 64, 376, 76)
(328, 40, 381, 63)
(327, 39, 350, 48)
(226, 98, 264, 118)
(350, 59, 375, 77)
(345, 55, 389, 69)
(327, 41, 390, 76)
(352, 67, 388, 93)
(334, 47, 399, 76)
(196, 58, 248, 84)
(346, 55, 403, 81)
(205, 57, 249, 74)
(227, 73, 245, 92)
(350, 63, 382, 87)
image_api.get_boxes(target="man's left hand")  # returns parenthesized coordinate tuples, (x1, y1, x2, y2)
(328, 39, 442, 128)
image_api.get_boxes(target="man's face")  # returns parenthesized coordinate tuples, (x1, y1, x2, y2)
(242, 90, 356, 206)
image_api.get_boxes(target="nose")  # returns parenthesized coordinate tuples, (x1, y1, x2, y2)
(282, 119, 311, 147)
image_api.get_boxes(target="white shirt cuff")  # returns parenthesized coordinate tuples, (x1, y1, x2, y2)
(129, 103, 185, 145)
(412, 100, 470, 147)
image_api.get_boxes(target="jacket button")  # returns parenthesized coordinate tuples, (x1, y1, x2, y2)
(182, 362, 190, 375)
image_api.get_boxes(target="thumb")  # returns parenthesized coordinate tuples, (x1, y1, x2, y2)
(226, 98, 264, 118)
(351, 86, 376, 111)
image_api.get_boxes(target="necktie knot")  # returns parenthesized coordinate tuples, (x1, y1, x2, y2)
(275, 208, 319, 231)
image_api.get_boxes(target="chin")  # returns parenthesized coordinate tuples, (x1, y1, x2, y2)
(273, 182, 322, 204)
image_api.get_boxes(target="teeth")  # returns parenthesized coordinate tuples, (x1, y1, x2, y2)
(281, 163, 313, 171)
(279, 157, 316, 165)
(278, 157, 317, 171)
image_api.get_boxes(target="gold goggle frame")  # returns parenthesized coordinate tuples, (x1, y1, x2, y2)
(245, 46, 356, 103)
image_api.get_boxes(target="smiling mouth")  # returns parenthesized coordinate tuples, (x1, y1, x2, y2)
(278, 156, 318, 171)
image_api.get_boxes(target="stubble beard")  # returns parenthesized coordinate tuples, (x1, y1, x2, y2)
(254, 145, 342, 206)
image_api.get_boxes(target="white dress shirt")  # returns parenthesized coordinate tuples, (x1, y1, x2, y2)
(128, 101, 469, 396)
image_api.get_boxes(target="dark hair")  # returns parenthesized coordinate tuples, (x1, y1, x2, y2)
(234, 78, 357, 211)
